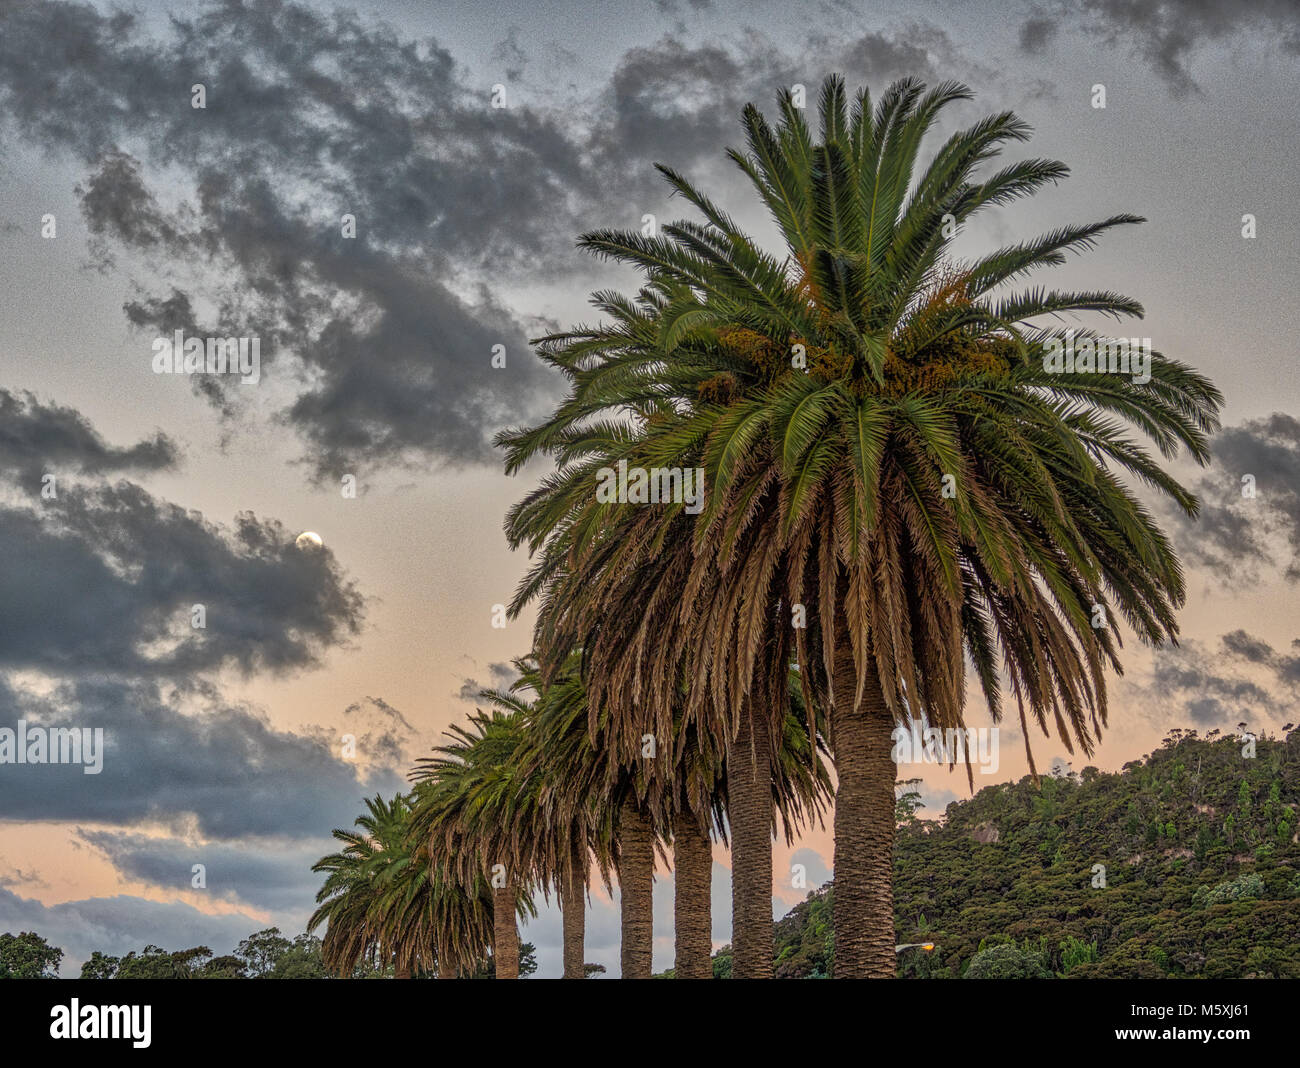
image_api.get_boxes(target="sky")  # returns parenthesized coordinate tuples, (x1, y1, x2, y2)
(0, 0, 1296, 977)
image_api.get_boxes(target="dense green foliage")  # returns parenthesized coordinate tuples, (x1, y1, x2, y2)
(0, 925, 538, 979)
(717, 728, 1300, 977)
(75, 929, 330, 979)
(0, 931, 62, 978)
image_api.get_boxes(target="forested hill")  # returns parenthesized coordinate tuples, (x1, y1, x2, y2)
(732, 728, 1300, 978)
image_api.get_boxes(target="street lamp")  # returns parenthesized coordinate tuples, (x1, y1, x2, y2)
(894, 943, 935, 954)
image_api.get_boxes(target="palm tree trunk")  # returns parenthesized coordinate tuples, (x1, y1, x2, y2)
(394, 960, 412, 979)
(729, 699, 773, 977)
(618, 805, 655, 978)
(830, 629, 897, 978)
(561, 837, 586, 979)
(673, 808, 713, 978)
(437, 948, 456, 979)
(493, 884, 519, 979)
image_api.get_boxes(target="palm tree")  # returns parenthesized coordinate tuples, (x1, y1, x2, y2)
(310, 800, 389, 976)
(512, 651, 665, 978)
(485, 655, 616, 979)
(518, 646, 829, 978)
(309, 793, 492, 978)
(499, 75, 1221, 976)
(504, 473, 802, 975)
(409, 711, 538, 978)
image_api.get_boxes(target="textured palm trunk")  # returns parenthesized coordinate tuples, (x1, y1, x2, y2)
(673, 808, 714, 978)
(618, 806, 655, 978)
(493, 884, 519, 979)
(830, 630, 897, 978)
(561, 838, 586, 979)
(729, 700, 774, 978)
(394, 959, 412, 979)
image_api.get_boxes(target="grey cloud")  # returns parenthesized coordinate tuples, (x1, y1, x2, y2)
(492, 27, 528, 83)
(341, 695, 417, 767)
(789, 846, 831, 890)
(1029, 0, 1300, 94)
(588, 27, 955, 190)
(77, 830, 327, 914)
(0, 676, 404, 837)
(652, 0, 715, 15)
(1146, 639, 1287, 728)
(0, 389, 178, 484)
(1221, 630, 1300, 689)
(0, 0, 583, 477)
(1168, 414, 1300, 582)
(1221, 630, 1276, 664)
(457, 660, 522, 703)
(0, 864, 47, 890)
(1018, 15, 1059, 51)
(76, 150, 181, 255)
(0, 480, 363, 678)
(0, 2, 993, 479)
(488, 661, 519, 686)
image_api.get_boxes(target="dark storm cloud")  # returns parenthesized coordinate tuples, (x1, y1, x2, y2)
(77, 830, 326, 914)
(1167, 414, 1300, 582)
(0, 0, 590, 477)
(1024, 0, 1300, 94)
(0, 676, 404, 836)
(0, 389, 178, 483)
(0, 0, 999, 479)
(0, 480, 363, 678)
(0, 885, 265, 973)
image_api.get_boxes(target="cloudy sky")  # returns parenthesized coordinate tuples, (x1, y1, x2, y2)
(0, 0, 1296, 977)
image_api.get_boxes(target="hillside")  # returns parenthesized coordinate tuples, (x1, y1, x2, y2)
(716, 727, 1300, 978)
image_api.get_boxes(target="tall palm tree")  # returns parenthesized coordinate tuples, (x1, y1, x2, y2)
(540, 652, 717, 979)
(486, 655, 616, 979)
(512, 651, 666, 978)
(505, 464, 800, 975)
(518, 645, 829, 979)
(409, 711, 539, 978)
(310, 797, 395, 976)
(499, 75, 1221, 976)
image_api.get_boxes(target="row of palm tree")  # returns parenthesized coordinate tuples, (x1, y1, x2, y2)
(310, 655, 829, 977)
(312, 73, 1221, 977)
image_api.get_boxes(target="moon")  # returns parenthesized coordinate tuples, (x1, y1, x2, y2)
(295, 531, 324, 551)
